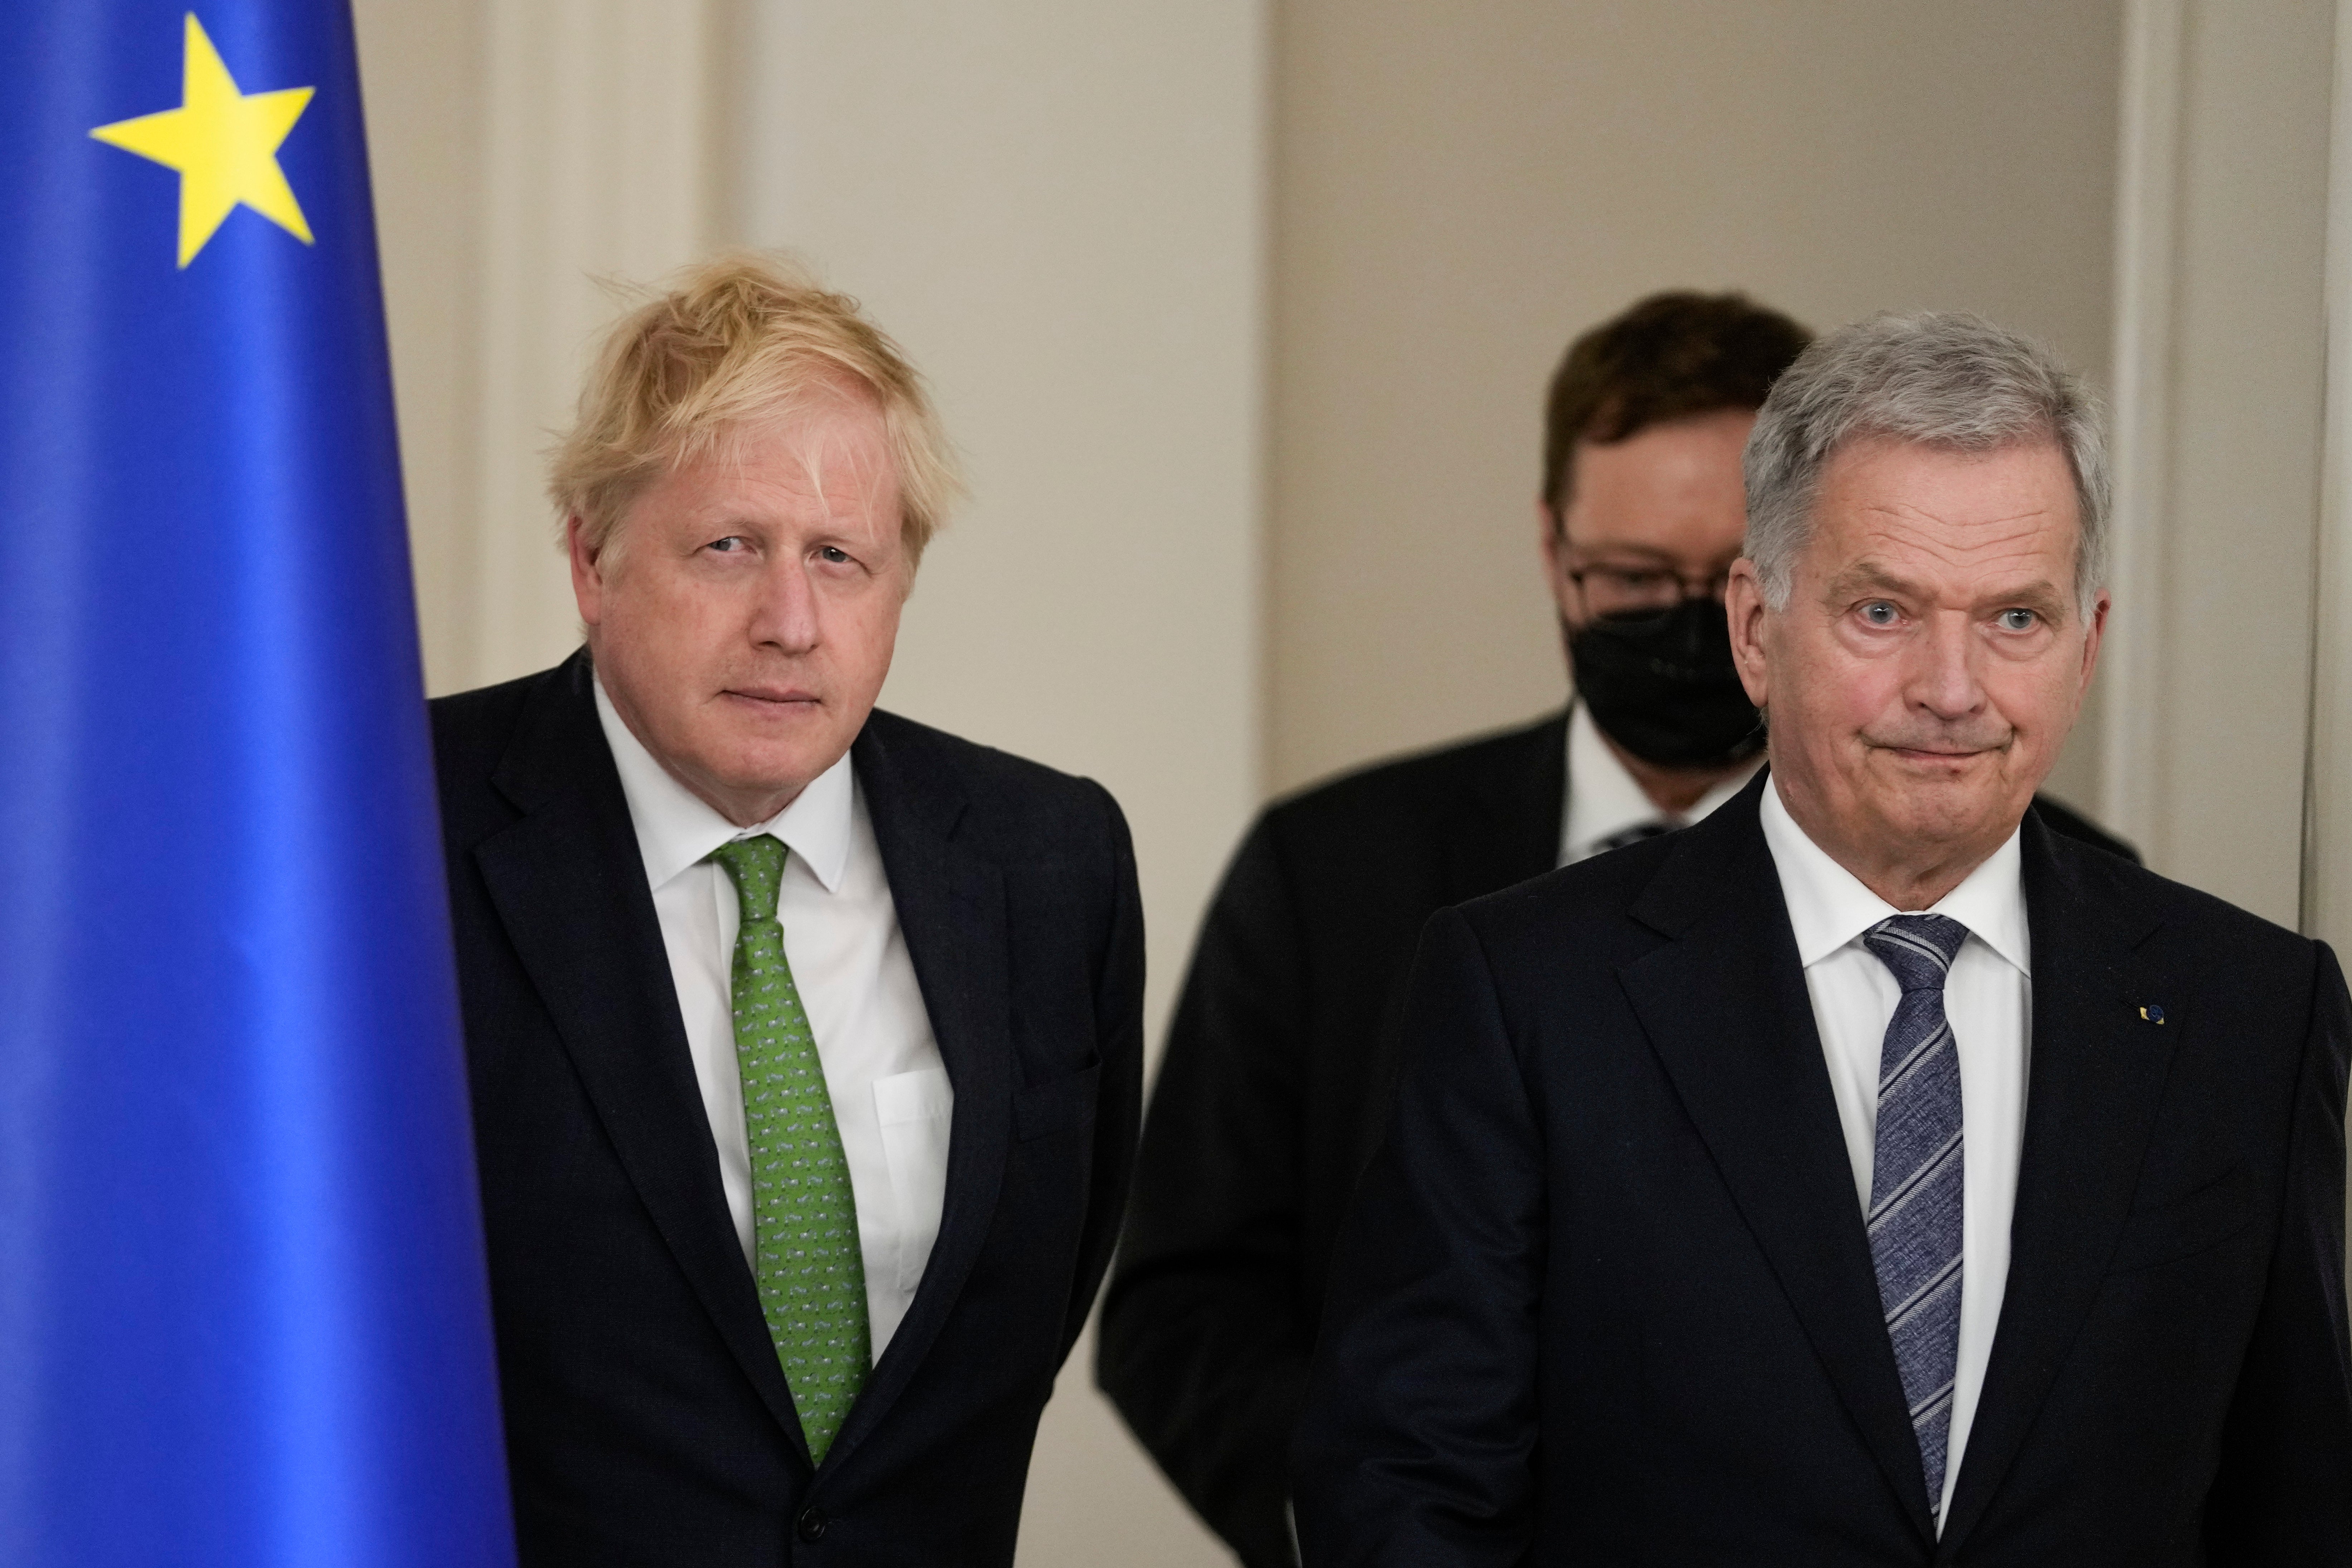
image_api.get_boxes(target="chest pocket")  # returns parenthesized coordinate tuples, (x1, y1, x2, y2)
(2107, 1162, 2256, 1275)
(874, 1066, 953, 1291)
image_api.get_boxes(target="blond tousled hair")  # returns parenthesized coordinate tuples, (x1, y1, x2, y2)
(549, 253, 961, 565)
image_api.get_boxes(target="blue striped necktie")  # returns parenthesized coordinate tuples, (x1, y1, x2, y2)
(1860, 912, 1970, 1518)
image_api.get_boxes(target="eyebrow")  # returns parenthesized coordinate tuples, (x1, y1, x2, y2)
(1820, 562, 1922, 604)
(1821, 562, 2072, 619)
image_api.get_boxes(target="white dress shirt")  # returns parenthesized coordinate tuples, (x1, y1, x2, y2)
(1759, 778, 2030, 1527)
(594, 679, 951, 1357)
(1558, 699, 1760, 865)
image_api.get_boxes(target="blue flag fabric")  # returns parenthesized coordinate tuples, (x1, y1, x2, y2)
(0, 5, 514, 1565)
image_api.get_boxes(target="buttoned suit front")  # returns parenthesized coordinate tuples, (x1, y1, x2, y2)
(431, 652, 1143, 1567)
(1101, 710, 2144, 1565)
(1292, 772, 2351, 1565)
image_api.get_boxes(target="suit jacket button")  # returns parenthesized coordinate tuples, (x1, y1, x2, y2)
(796, 1506, 828, 1543)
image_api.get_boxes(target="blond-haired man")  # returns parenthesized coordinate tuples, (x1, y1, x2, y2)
(433, 256, 1142, 1566)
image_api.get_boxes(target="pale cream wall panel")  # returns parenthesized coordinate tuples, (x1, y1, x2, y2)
(469, 0, 721, 692)
(352, 0, 485, 693)
(360, 0, 726, 696)
(2306, 0, 2352, 952)
(735, 6, 1264, 1565)
(2106, 0, 2333, 925)
(2104, 0, 2186, 859)
(1269, 0, 2123, 810)
(2160, 0, 2332, 924)
(734, 0, 1267, 1065)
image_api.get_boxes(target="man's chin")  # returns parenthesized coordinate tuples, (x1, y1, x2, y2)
(681, 723, 856, 814)
(722, 742, 841, 793)
(1866, 780, 2028, 858)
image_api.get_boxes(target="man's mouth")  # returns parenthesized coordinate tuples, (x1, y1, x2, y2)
(1871, 741, 2003, 763)
(722, 686, 820, 707)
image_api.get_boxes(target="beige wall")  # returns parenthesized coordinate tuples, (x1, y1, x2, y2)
(357, 0, 726, 699)
(354, 0, 483, 693)
(1268, 0, 2124, 817)
(2313, 0, 2352, 954)
(2108, 0, 2336, 928)
(728, 5, 1265, 1566)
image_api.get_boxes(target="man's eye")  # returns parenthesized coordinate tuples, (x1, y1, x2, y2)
(706, 536, 746, 554)
(1999, 608, 2039, 632)
(818, 546, 851, 565)
(1860, 601, 1900, 627)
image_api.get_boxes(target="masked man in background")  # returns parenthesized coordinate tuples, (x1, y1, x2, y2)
(1097, 291, 2135, 1567)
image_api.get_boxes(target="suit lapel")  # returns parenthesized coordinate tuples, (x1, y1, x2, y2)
(1937, 822, 2173, 1554)
(471, 655, 811, 1459)
(1619, 777, 1939, 1546)
(1450, 707, 1568, 901)
(819, 713, 1014, 1471)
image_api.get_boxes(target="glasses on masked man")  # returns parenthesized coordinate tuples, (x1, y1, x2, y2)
(1556, 556, 1760, 770)
(1562, 560, 1733, 623)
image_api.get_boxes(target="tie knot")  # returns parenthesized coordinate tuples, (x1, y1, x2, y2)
(709, 834, 787, 924)
(1591, 820, 1676, 856)
(1862, 912, 1969, 993)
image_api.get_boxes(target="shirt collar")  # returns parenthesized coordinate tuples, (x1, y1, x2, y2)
(593, 673, 855, 895)
(1562, 699, 1761, 860)
(1758, 773, 2030, 976)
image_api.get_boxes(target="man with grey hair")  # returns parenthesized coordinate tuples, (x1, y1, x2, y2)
(1292, 312, 2351, 1564)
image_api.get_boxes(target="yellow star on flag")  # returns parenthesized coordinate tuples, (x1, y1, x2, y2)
(89, 13, 316, 268)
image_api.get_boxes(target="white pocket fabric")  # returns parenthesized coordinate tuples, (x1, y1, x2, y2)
(872, 1066, 953, 1292)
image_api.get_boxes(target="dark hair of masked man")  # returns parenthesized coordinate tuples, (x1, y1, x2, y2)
(1095, 292, 2137, 1568)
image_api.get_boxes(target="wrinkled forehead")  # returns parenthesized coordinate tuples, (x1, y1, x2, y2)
(1806, 435, 2080, 570)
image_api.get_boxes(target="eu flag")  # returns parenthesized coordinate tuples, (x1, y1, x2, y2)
(0, 5, 514, 1565)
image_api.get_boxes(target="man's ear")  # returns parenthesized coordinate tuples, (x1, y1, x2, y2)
(567, 515, 606, 628)
(1536, 499, 1573, 618)
(2078, 587, 2111, 695)
(1725, 558, 1772, 708)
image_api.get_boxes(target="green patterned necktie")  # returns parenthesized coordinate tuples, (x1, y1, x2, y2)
(709, 835, 870, 1464)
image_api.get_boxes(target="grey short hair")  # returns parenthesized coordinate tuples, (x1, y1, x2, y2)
(1742, 311, 2109, 615)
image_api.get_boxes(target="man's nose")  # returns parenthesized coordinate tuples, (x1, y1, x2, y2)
(750, 556, 820, 653)
(1909, 611, 1986, 719)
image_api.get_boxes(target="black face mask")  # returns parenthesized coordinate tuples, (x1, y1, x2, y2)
(1566, 597, 1765, 770)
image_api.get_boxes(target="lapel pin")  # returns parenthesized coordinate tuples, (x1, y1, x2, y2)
(2138, 1003, 2167, 1025)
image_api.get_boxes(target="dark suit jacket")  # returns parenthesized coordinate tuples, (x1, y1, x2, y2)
(432, 653, 1143, 1568)
(1098, 709, 2140, 1566)
(1291, 771, 2352, 1565)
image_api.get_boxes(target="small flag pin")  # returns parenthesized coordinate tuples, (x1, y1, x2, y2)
(2139, 1003, 2167, 1025)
